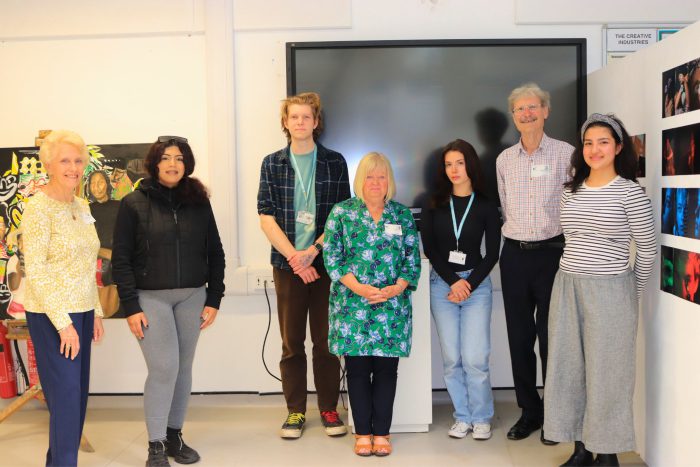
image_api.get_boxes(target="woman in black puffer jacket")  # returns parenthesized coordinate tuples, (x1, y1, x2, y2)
(112, 136, 225, 467)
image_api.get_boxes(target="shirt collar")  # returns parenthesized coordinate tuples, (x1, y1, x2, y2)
(517, 132, 551, 156)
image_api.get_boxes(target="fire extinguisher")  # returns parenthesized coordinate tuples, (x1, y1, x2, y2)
(26, 337, 39, 388)
(0, 321, 17, 398)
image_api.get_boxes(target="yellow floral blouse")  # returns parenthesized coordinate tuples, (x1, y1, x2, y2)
(22, 190, 103, 330)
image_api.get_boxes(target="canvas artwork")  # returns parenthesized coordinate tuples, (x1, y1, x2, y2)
(0, 143, 150, 320)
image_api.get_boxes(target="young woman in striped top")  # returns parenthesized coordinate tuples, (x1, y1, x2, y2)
(543, 114, 656, 467)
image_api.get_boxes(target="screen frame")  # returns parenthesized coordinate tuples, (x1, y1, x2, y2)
(286, 38, 587, 127)
(286, 38, 587, 212)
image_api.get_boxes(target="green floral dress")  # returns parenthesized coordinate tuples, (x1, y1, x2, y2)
(323, 197, 421, 357)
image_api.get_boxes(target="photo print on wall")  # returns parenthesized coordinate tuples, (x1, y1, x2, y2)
(632, 133, 646, 178)
(661, 187, 700, 239)
(660, 245, 700, 305)
(661, 122, 700, 176)
(663, 57, 700, 118)
(0, 143, 150, 320)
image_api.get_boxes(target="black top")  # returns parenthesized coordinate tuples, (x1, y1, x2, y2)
(420, 193, 501, 289)
(90, 200, 120, 249)
(112, 179, 226, 316)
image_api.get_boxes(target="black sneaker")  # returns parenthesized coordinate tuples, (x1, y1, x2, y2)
(280, 412, 305, 439)
(147, 440, 171, 467)
(320, 410, 348, 436)
(166, 428, 201, 464)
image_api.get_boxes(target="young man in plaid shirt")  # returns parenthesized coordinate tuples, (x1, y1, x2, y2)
(258, 92, 350, 439)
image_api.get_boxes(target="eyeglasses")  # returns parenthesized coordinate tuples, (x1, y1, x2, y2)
(512, 104, 542, 115)
(157, 135, 188, 144)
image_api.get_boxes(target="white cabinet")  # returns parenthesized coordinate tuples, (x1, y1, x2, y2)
(348, 258, 432, 432)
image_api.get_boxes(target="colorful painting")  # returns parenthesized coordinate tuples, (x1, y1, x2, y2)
(0, 143, 150, 320)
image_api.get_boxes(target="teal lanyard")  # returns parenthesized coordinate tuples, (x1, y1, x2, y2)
(289, 146, 317, 210)
(450, 194, 475, 251)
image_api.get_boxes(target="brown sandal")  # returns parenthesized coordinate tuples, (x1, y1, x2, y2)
(354, 434, 372, 456)
(372, 435, 392, 456)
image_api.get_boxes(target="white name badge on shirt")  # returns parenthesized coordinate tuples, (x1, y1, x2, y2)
(385, 223, 402, 236)
(531, 164, 551, 178)
(81, 212, 96, 224)
(448, 250, 467, 265)
(296, 210, 314, 225)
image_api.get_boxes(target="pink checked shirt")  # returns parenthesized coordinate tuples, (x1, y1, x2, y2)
(496, 133, 574, 241)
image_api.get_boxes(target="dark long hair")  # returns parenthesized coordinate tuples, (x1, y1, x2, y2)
(430, 139, 485, 208)
(565, 115, 638, 193)
(144, 139, 209, 204)
(85, 170, 113, 203)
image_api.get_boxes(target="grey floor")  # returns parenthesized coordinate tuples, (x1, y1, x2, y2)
(0, 390, 645, 466)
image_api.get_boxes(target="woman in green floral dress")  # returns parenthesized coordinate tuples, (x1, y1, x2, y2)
(323, 152, 421, 456)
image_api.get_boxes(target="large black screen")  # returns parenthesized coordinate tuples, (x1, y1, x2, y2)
(287, 39, 586, 210)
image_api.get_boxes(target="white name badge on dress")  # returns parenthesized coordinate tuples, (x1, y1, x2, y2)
(296, 210, 314, 225)
(531, 164, 551, 178)
(448, 250, 467, 265)
(385, 223, 402, 236)
(81, 212, 96, 224)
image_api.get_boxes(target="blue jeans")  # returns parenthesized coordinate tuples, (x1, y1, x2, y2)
(430, 269, 494, 424)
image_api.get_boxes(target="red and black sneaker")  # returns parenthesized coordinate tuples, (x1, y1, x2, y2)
(320, 410, 348, 436)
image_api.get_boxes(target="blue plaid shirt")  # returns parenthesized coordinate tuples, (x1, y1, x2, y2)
(258, 143, 350, 270)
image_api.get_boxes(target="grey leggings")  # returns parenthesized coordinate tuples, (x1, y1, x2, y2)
(137, 287, 206, 441)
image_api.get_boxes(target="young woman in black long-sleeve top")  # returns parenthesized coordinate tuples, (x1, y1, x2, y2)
(420, 139, 501, 440)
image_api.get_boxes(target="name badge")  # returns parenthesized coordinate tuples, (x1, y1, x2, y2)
(385, 223, 402, 236)
(448, 250, 466, 265)
(531, 164, 551, 178)
(296, 210, 314, 225)
(81, 212, 96, 224)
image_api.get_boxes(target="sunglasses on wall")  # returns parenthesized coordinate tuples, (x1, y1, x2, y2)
(157, 135, 188, 144)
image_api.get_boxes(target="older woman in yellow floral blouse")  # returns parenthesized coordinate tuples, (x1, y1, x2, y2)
(22, 130, 104, 467)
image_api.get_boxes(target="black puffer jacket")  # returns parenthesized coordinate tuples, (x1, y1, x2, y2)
(112, 179, 225, 316)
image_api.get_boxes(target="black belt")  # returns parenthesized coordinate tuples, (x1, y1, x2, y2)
(505, 235, 565, 250)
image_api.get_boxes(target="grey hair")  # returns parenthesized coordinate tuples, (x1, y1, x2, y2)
(508, 82, 551, 112)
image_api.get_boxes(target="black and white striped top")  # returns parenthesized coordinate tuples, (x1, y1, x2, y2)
(559, 176, 656, 296)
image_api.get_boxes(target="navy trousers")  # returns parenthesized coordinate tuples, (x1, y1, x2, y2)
(26, 311, 94, 467)
(345, 356, 399, 436)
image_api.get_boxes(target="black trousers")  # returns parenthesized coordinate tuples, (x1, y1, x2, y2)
(345, 356, 399, 436)
(499, 240, 562, 421)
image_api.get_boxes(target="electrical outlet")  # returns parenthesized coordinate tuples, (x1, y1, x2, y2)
(247, 267, 276, 294)
(253, 274, 275, 290)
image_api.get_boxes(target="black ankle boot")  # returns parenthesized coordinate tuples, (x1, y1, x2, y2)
(593, 453, 619, 466)
(147, 440, 171, 467)
(166, 427, 201, 464)
(560, 441, 594, 466)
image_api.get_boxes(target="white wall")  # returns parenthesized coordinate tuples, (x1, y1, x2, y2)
(1, 2, 697, 421)
(587, 21, 700, 467)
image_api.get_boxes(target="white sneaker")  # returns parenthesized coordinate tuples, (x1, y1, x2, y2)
(472, 422, 492, 440)
(448, 421, 472, 438)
